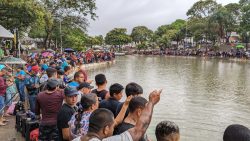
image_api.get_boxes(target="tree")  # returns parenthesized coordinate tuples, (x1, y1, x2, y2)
(170, 19, 186, 46)
(38, 0, 97, 48)
(131, 26, 153, 44)
(63, 27, 87, 51)
(187, 0, 219, 18)
(105, 28, 132, 51)
(157, 30, 177, 48)
(240, 2, 250, 48)
(0, 0, 43, 32)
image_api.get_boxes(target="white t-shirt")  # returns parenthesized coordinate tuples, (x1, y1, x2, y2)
(73, 131, 133, 141)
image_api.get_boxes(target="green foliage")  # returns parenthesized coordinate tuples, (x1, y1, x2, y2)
(63, 27, 87, 51)
(105, 28, 132, 47)
(131, 26, 153, 44)
(157, 30, 177, 48)
(187, 0, 219, 18)
(0, 0, 43, 32)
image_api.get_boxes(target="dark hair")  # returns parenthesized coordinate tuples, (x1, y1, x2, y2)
(80, 93, 97, 111)
(49, 62, 56, 66)
(88, 108, 114, 133)
(47, 85, 57, 91)
(64, 66, 71, 72)
(223, 124, 250, 141)
(125, 82, 143, 97)
(95, 74, 107, 86)
(74, 71, 83, 80)
(128, 97, 148, 113)
(155, 121, 180, 141)
(46, 67, 57, 78)
(109, 83, 124, 97)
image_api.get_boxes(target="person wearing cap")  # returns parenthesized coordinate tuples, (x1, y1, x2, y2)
(57, 86, 79, 141)
(0, 65, 8, 126)
(15, 65, 26, 102)
(35, 78, 64, 141)
(25, 65, 40, 113)
(77, 82, 94, 103)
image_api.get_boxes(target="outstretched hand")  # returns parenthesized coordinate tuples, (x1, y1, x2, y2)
(124, 95, 133, 106)
(149, 89, 162, 105)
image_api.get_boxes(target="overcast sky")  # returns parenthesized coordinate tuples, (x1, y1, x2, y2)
(87, 0, 239, 36)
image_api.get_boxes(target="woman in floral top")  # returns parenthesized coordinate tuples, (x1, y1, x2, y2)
(69, 93, 99, 140)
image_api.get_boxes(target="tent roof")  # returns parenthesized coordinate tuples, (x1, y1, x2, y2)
(0, 25, 14, 38)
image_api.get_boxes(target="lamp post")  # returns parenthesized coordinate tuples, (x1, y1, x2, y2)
(60, 19, 63, 53)
(246, 31, 249, 51)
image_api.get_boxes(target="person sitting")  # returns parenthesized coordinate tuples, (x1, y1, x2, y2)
(114, 97, 149, 141)
(91, 74, 109, 102)
(223, 124, 250, 141)
(155, 121, 180, 141)
(80, 89, 162, 141)
(99, 83, 124, 116)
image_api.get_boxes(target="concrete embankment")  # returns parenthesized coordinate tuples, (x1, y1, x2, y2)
(83, 60, 116, 70)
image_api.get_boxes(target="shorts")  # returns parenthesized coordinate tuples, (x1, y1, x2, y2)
(39, 124, 59, 141)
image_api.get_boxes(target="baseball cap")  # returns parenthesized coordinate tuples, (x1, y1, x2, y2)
(64, 86, 79, 96)
(0, 65, 5, 71)
(31, 65, 40, 73)
(47, 78, 59, 89)
(78, 82, 94, 90)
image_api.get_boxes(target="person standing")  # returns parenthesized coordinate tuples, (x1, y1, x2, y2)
(35, 79, 64, 141)
(0, 65, 8, 126)
(25, 65, 40, 113)
(57, 86, 79, 141)
(15, 65, 26, 102)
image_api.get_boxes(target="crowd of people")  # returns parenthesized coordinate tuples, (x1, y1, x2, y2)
(0, 50, 250, 141)
(137, 48, 250, 59)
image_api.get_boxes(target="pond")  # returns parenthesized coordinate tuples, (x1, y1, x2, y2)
(88, 55, 250, 141)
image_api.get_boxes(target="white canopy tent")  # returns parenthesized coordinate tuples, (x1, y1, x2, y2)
(0, 25, 14, 38)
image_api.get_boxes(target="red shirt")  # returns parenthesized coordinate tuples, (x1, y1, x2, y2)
(35, 89, 64, 125)
(0, 76, 7, 96)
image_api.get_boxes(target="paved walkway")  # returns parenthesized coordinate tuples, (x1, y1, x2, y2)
(0, 116, 24, 141)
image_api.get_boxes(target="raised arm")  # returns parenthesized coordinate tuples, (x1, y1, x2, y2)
(128, 89, 162, 141)
(114, 96, 132, 127)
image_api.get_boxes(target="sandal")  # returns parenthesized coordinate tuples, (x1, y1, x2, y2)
(0, 122, 7, 126)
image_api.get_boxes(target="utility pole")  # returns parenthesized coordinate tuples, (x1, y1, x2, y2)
(60, 20, 62, 53)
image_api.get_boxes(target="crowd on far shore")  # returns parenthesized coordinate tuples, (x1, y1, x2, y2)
(136, 48, 250, 59)
(0, 50, 250, 141)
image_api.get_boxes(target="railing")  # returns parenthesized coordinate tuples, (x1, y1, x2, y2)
(0, 92, 19, 113)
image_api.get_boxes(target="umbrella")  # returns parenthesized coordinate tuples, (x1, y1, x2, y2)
(0, 56, 26, 64)
(236, 44, 245, 49)
(64, 48, 75, 53)
(0, 56, 27, 74)
(42, 52, 53, 57)
(41, 49, 55, 53)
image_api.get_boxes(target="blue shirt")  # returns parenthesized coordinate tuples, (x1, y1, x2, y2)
(15, 70, 26, 82)
(68, 81, 79, 87)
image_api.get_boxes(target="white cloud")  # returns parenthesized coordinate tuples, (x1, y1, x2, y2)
(87, 0, 239, 36)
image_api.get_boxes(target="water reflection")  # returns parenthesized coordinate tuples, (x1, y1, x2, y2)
(88, 56, 250, 141)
